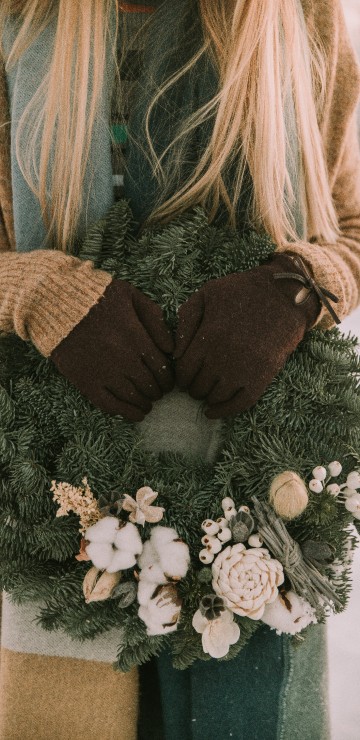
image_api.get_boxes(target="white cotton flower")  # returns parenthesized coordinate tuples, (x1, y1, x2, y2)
(114, 523, 143, 553)
(261, 590, 317, 635)
(138, 584, 182, 636)
(85, 542, 114, 571)
(106, 549, 138, 573)
(85, 518, 143, 573)
(86, 516, 120, 543)
(148, 526, 190, 580)
(192, 608, 240, 659)
(137, 580, 159, 606)
(150, 526, 179, 549)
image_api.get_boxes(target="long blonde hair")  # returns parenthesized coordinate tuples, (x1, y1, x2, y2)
(0, 0, 340, 251)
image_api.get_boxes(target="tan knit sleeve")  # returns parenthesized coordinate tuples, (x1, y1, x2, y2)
(0, 250, 112, 357)
(276, 0, 360, 330)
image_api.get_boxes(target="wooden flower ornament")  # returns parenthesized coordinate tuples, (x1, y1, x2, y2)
(122, 486, 165, 526)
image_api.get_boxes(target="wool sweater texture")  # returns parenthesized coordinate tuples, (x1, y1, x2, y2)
(0, 1, 360, 354)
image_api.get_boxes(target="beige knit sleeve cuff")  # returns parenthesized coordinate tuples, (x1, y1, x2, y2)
(0, 250, 113, 357)
(275, 241, 352, 330)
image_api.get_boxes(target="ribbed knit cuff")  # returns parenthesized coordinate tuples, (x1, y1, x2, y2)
(0, 250, 113, 357)
(276, 242, 347, 330)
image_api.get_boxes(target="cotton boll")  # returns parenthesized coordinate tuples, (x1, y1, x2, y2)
(85, 516, 120, 543)
(85, 542, 114, 570)
(138, 563, 166, 584)
(137, 580, 157, 606)
(137, 540, 157, 570)
(106, 549, 137, 573)
(261, 591, 317, 635)
(158, 541, 190, 578)
(113, 522, 143, 555)
(150, 526, 179, 549)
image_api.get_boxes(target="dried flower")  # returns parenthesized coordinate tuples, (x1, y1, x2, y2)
(301, 540, 336, 569)
(75, 537, 91, 562)
(229, 510, 254, 543)
(51, 478, 101, 534)
(85, 517, 143, 572)
(138, 583, 182, 636)
(261, 589, 317, 635)
(199, 593, 225, 620)
(192, 607, 240, 658)
(212, 544, 284, 620)
(82, 566, 121, 603)
(122, 486, 165, 526)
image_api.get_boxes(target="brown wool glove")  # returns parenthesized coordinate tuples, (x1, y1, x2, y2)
(51, 279, 175, 421)
(174, 253, 323, 419)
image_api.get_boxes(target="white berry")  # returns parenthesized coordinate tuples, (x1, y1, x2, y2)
(328, 461, 342, 477)
(312, 466, 327, 481)
(342, 487, 358, 498)
(217, 527, 232, 543)
(199, 548, 214, 564)
(238, 505, 250, 514)
(216, 517, 228, 529)
(326, 483, 340, 497)
(224, 507, 237, 521)
(206, 537, 222, 555)
(201, 519, 220, 536)
(346, 471, 360, 490)
(248, 533, 263, 548)
(345, 493, 360, 515)
(221, 497, 235, 511)
(309, 479, 323, 493)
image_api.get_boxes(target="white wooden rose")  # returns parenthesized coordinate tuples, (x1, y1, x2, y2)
(212, 543, 284, 620)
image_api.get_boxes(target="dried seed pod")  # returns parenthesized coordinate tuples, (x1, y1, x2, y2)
(111, 580, 138, 608)
(229, 510, 254, 543)
(199, 593, 225, 621)
(269, 471, 308, 520)
(83, 566, 121, 603)
(301, 540, 336, 569)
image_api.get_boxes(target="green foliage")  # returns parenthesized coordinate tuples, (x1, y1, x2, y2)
(0, 199, 359, 670)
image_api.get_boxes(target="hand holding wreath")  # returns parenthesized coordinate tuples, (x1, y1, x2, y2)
(174, 253, 321, 418)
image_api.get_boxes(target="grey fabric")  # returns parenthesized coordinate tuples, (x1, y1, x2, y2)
(1, 592, 124, 663)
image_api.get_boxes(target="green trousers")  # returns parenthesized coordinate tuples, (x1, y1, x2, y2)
(137, 624, 330, 740)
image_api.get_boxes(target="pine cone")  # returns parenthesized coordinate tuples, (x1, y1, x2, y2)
(229, 510, 254, 543)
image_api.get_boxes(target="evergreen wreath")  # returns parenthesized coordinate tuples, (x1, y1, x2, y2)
(0, 199, 359, 671)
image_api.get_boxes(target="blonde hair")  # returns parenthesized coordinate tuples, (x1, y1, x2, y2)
(0, 0, 340, 251)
